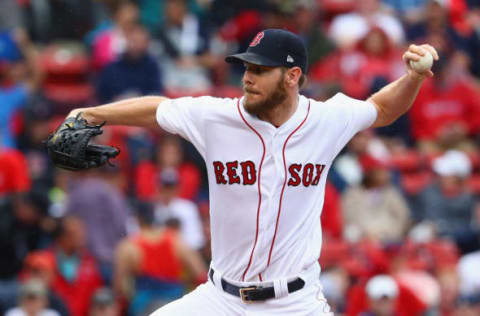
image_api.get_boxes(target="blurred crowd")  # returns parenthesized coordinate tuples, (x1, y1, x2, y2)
(2, 0, 480, 315)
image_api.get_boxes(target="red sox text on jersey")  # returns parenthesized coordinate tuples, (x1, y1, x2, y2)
(213, 161, 326, 187)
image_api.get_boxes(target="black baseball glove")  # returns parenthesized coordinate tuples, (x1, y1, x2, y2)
(46, 113, 119, 171)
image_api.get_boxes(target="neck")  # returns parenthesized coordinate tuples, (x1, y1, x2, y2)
(257, 93, 299, 128)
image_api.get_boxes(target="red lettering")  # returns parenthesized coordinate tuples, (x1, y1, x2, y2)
(312, 164, 325, 186)
(240, 161, 257, 185)
(213, 161, 227, 184)
(303, 163, 314, 187)
(226, 161, 241, 184)
(287, 164, 302, 186)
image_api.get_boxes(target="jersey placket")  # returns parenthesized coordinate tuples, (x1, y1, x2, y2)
(260, 99, 310, 279)
(238, 97, 308, 281)
(266, 131, 291, 259)
(253, 131, 286, 280)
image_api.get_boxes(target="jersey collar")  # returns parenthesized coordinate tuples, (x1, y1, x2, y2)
(239, 95, 308, 136)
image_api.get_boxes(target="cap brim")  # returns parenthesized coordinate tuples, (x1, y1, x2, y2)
(225, 52, 281, 67)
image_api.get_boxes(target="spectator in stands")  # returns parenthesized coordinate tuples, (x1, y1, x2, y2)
(342, 155, 410, 244)
(0, 194, 48, 314)
(153, 168, 205, 251)
(114, 201, 207, 316)
(135, 135, 202, 201)
(406, 0, 480, 76)
(291, 0, 333, 67)
(5, 279, 60, 316)
(96, 24, 162, 103)
(17, 98, 55, 191)
(47, 216, 103, 316)
(415, 150, 476, 248)
(311, 27, 405, 100)
(406, 0, 461, 45)
(91, 0, 139, 71)
(20, 252, 70, 316)
(138, 0, 213, 35)
(355, 27, 405, 96)
(328, 0, 405, 49)
(0, 191, 50, 298)
(151, 0, 216, 95)
(409, 54, 480, 154)
(361, 275, 399, 316)
(66, 170, 129, 284)
(0, 29, 41, 149)
(88, 288, 118, 316)
(310, 27, 404, 99)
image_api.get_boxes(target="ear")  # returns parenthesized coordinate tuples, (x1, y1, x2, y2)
(285, 67, 302, 87)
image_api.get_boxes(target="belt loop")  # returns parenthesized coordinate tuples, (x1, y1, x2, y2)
(212, 268, 223, 291)
(273, 278, 289, 299)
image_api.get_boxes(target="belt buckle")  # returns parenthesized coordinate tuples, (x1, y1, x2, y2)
(239, 286, 257, 303)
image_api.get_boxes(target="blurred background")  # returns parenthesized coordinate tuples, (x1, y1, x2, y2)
(2, 0, 480, 315)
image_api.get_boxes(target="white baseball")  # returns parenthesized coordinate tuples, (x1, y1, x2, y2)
(410, 51, 433, 73)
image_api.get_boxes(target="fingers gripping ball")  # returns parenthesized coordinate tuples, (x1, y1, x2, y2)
(410, 51, 433, 74)
(46, 113, 120, 171)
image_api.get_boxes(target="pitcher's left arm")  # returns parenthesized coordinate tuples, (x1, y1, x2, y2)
(368, 44, 439, 128)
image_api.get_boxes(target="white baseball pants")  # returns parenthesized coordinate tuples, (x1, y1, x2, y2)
(150, 263, 334, 316)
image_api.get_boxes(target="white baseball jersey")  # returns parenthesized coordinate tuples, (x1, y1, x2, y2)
(156, 93, 377, 283)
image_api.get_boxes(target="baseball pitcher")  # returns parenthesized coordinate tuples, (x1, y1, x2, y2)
(46, 29, 438, 315)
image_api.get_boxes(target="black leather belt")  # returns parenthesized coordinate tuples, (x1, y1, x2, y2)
(209, 268, 305, 303)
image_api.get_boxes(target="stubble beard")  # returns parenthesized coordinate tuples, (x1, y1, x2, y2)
(243, 76, 288, 116)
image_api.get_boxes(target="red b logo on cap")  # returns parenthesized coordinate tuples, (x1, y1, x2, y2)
(249, 32, 264, 47)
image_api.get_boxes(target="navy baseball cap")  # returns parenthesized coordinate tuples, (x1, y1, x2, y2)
(225, 29, 308, 74)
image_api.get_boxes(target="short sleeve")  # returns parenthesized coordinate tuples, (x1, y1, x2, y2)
(325, 93, 377, 157)
(156, 96, 219, 158)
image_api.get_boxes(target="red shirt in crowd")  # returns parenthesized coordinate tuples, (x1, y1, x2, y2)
(0, 149, 31, 195)
(409, 78, 480, 141)
(132, 229, 183, 282)
(46, 249, 103, 316)
(310, 28, 404, 99)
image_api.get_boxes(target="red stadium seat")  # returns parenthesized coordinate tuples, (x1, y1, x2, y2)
(40, 43, 93, 107)
(388, 150, 423, 172)
(43, 82, 94, 106)
(401, 171, 433, 195)
(41, 44, 90, 75)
